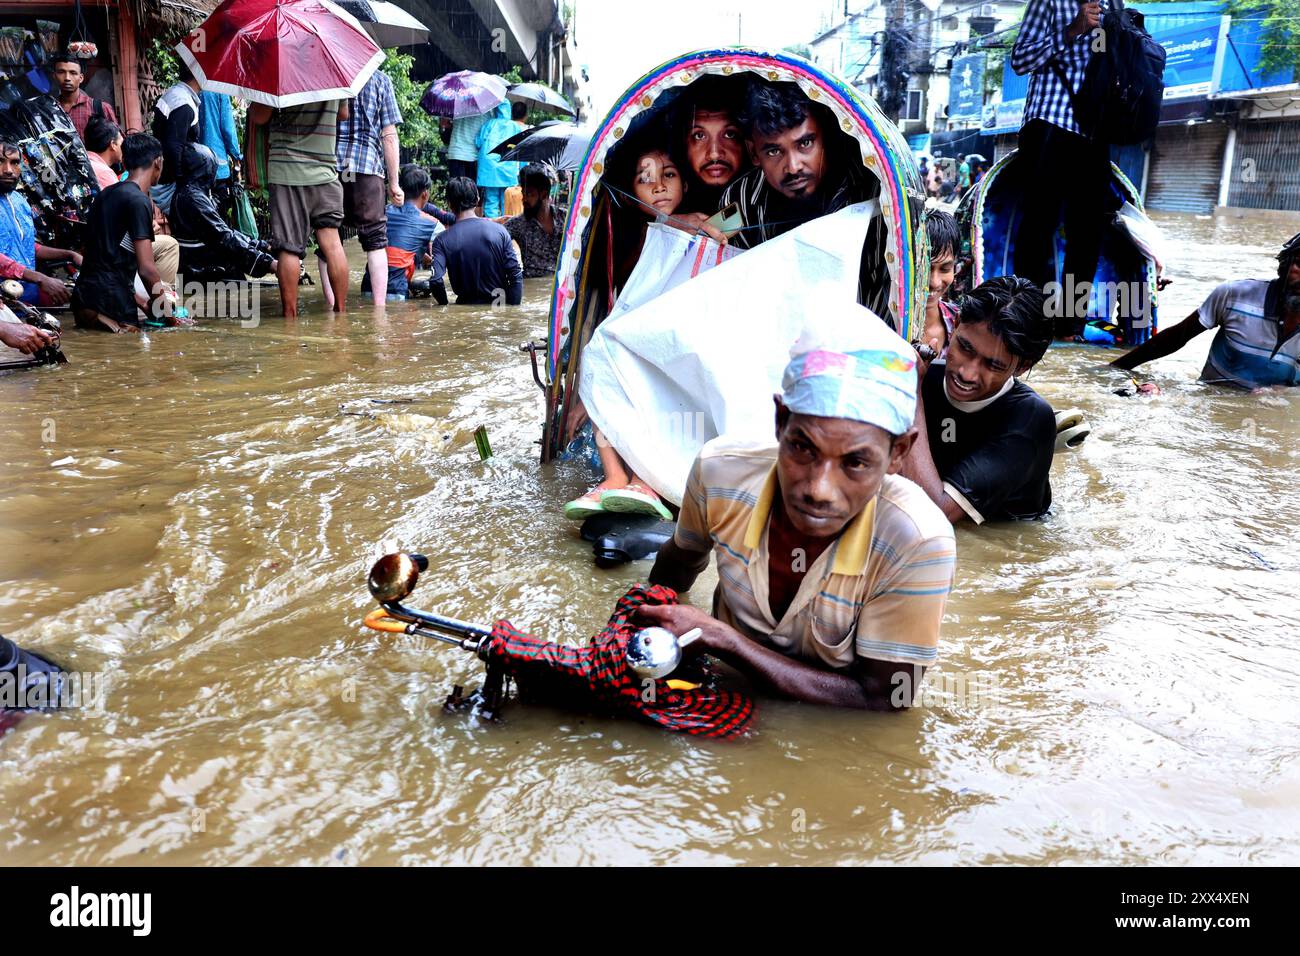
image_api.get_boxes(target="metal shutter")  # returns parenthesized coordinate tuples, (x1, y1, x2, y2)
(1227, 119, 1300, 212)
(1146, 123, 1228, 214)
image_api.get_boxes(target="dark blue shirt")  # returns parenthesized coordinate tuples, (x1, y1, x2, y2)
(430, 216, 523, 306)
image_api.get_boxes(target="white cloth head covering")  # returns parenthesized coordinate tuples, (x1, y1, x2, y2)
(780, 301, 918, 436)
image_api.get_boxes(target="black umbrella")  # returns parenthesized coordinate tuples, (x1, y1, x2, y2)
(494, 121, 594, 171)
(333, 0, 430, 48)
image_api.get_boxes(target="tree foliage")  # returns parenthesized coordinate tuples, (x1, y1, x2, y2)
(381, 49, 442, 163)
(1223, 0, 1300, 78)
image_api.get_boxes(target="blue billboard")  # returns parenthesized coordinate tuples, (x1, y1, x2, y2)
(948, 53, 986, 121)
(1160, 20, 1221, 98)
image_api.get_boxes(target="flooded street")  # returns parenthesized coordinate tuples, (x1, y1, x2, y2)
(2, 211, 1299, 866)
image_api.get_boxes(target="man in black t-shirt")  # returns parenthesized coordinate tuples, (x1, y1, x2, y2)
(430, 177, 523, 306)
(72, 133, 175, 333)
(901, 276, 1057, 524)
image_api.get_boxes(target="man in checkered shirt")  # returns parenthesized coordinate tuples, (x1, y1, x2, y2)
(335, 70, 404, 306)
(1011, 0, 1112, 335)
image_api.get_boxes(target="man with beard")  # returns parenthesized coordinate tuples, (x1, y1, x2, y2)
(0, 142, 81, 307)
(1111, 233, 1300, 390)
(720, 80, 888, 319)
(721, 81, 876, 249)
(48, 53, 117, 142)
(672, 76, 749, 214)
(505, 163, 565, 278)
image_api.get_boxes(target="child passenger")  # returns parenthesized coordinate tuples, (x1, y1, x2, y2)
(564, 144, 689, 523)
(921, 209, 960, 358)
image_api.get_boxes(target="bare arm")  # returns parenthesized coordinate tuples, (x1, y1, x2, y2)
(897, 389, 971, 524)
(637, 604, 923, 710)
(0, 322, 54, 354)
(647, 538, 711, 594)
(36, 244, 80, 266)
(1110, 310, 1206, 371)
(134, 238, 166, 319)
(381, 125, 402, 205)
(19, 265, 70, 305)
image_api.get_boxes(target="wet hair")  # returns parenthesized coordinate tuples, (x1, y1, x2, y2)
(0, 141, 19, 158)
(519, 162, 556, 193)
(49, 53, 82, 74)
(673, 74, 744, 140)
(84, 116, 122, 155)
(398, 163, 431, 199)
(606, 116, 685, 199)
(958, 275, 1052, 368)
(511, 101, 528, 121)
(177, 62, 194, 83)
(445, 176, 480, 213)
(925, 209, 959, 261)
(1279, 232, 1300, 280)
(738, 80, 822, 140)
(121, 132, 163, 172)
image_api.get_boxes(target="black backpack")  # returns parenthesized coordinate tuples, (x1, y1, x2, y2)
(1054, 0, 1166, 145)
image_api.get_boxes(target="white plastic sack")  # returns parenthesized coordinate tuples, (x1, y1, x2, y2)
(580, 201, 877, 505)
(606, 223, 741, 320)
(1115, 201, 1171, 274)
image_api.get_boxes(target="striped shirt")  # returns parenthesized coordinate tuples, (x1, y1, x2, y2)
(718, 164, 891, 323)
(58, 90, 117, 142)
(269, 100, 342, 187)
(674, 440, 956, 669)
(1198, 278, 1300, 389)
(446, 113, 490, 163)
(1011, 0, 1109, 136)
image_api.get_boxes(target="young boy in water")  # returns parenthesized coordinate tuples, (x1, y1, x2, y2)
(362, 164, 444, 302)
(564, 145, 690, 523)
(920, 209, 960, 358)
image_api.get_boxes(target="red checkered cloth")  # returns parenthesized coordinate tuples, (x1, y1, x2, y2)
(480, 584, 754, 739)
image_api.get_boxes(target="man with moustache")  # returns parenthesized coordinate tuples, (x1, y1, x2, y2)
(48, 53, 117, 142)
(642, 303, 955, 711)
(720, 81, 876, 251)
(672, 77, 749, 214)
(0, 142, 82, 307)
(1111, 233, 1300, 390)
(505, 163, 565, 278)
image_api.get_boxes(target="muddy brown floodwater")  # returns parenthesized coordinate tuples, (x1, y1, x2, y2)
(2, 210, 1299, 865)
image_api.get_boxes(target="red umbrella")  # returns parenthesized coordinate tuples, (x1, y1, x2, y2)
(175, 0, 384, 108)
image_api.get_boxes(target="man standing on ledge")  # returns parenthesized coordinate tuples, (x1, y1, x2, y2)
(642, 303, 955, 711)
(1011, 0, 1110, 336)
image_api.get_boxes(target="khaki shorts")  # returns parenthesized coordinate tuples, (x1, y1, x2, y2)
(269, 181, 345, 257)
(342, 173, 388, 251)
